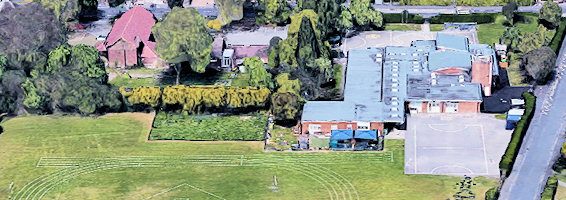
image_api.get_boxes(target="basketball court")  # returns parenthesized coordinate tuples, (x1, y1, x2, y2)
(404, 114, 511, 177)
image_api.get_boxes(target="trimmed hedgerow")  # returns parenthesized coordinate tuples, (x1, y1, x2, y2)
(499, 93, 536, 175)
(541, 176, 558, 200)
(429, 13, 498, 24)
(485, 186, 499, 200)
(383, 13, 425, 24)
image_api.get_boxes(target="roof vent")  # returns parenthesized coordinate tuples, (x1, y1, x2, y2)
(392, 78, 398, 82)
(391, 114, 399, 118)
(391, 107, 399, 111)
(413, 69, 420, 72)
(401, 53, 407, 55)
(392, 97, 398, 100)
(392, 88, 399, 92)
(393, 61, 399, 65)
(392, 68, 399, 72)
(431, 73, 437, 79)
(393, 73, 399, 77)
(413, 61, 419, 64)
(459, 75, 465, 83)
(432, 79, 437, 86)
(413, 53, 418, 56)
(392, 101, 399, 105)
(392, 83, 399, 87)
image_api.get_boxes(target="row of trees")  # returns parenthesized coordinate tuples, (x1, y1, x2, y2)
(400, 0, 533, 6)
(120, 85, 271, 113)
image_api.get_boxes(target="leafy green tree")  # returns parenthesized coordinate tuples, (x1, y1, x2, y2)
(168, 0, 184, 8)
(40, 0, 95, 26)
(267, 37, 282, 68)
(153, 7, 214, 85)
(21, 79, 43, 109)
(518, 25, 549, 54)
(0, 3, 65, 73)
(46, 45, 72, 74)
(0, 56, 7, 77)
(337, 6, 353, 35)
(216, 0, 245, 25)
(500, 26, 522, 52)
(0, 70, 26, 114)
(297, 0, 341, 37)
(255, 0, 291, 25)
(70, 45, 107, 82)
(244, 57, 273, 88)
(540, 1, 562, 29)
(502, 2, 518, 24)
(349, 0, 383, 28)
(520, 46, 557, 84)
(297, 16, 319, 68)
(272, 73, 303, 122)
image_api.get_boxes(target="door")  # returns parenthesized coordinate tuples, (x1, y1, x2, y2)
(428, 101, 441, 113)
(445, 102, 458, 113)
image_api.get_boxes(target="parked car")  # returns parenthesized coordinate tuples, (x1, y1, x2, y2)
(96, 35, 107, 41)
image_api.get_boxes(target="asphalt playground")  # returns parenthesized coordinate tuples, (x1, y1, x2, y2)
(341, 30, 479, 53)
(404, 114, 511, 177)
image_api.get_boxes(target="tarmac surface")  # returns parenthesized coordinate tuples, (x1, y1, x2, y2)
(499, 37, 566, 199)
(405, 114, 511, 177)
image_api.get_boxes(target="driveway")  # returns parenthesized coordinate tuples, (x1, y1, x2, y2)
(405, 114, 511, 177)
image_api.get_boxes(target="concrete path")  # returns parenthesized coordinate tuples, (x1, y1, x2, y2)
(499, 38, 566, 199)
(421, 23, 430, 32)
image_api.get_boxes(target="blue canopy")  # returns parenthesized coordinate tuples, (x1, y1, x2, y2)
(331, 129, 354, 140)
(507, 115, 521, 122)
(354, 130, 377, 140)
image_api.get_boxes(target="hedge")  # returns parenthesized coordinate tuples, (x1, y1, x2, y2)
(550, 20, 566, 53)
(383, 13, 425, 24)
(499, 93, 536, 175)
(541, 176, 558, 200)
(485, 186, 499, 200)
(429, 13, 498, 24)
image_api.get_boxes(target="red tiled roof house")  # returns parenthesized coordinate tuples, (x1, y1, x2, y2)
(96, 5, 166, 68)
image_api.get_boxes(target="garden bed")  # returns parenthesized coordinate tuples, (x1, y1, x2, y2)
(150, 112, 267, 141)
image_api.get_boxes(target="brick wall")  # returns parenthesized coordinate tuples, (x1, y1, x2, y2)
(457, 101, 480, 113)
(300, 121, 384, 135)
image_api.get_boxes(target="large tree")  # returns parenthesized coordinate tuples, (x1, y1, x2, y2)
(255, 0, 291, 25)
(152, 7, 214, 85)
(216, 0, 245, 25)
(297, 0, 341, 38)
(502, 2, 518, 24)
(517, 24, 550, 54)
(539, 1, 562, 29)
(271, 73, 303, 122)
(0, 2, 66, 73)
(349, 0, 383, 28)
(244, 56, 273, 88)
(500, 26, 522, 52)
(521, 47, 557, 84)
(336, 6, 353, 36)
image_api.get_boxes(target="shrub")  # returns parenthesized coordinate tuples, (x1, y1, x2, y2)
(382, 13, 425, 24)
(429, 13, 497, 24)
(541, 176, 558, 200)
(206, 19, 222, 31)
(549, 20, 566, 53)
(485, 187, 499, 200)
(499, 93, 536, 175)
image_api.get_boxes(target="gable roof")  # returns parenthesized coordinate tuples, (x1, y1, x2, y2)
(104, 5, 156, 48)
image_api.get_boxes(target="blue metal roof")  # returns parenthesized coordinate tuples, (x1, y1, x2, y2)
(331, 129, 353, 140)
(436, 33, 469, 51)
(354, 130, 377, 140)
(428, 50, 472, 72)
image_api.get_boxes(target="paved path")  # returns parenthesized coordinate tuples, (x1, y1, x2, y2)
(365, 4, 566, 17)
(499, 36, 566, 199)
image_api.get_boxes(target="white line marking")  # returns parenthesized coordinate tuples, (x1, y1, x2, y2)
(414, 124, 418, 174)
(479, 125, 490, 175)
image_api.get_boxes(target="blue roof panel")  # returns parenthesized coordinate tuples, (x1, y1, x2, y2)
(436, 33, 469, 51)
(354, 130, 377, 139)
(331, 129, 354, 140)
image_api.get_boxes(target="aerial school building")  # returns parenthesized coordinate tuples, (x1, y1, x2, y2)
(301, 33, 498, 149)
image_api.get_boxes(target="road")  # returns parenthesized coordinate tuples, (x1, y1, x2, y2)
(498, 33, 566, 199)
(337, 4, 566, 17)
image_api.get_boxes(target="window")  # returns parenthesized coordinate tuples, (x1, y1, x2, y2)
(331, 125, 338, 130)
(347, 124, 353, 129)
(308, 124, 321, 132)
(357, 122, 370, 130)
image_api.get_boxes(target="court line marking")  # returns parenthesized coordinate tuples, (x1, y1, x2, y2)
(414, 124, 418, 174)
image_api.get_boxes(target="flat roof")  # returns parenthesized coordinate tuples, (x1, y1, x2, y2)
(436, 33, 469, 51)
(225, 26, 288, 46)
(428, 50, 472, 72)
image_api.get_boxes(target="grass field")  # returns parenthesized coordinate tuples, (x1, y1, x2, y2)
(430, 24, 444, 31)
(109, 69, 250, 88)
(0, 113, 497, 199)
(384, 23, 421, 31)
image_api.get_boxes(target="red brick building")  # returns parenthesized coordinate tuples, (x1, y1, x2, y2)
(96, 5, 166, 69)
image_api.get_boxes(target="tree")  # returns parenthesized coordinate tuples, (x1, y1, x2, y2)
(0, 70, 26, 114)
(70, 45, 107, 82)
(255, 0, 291, 25)
(244, 57, 273, 88)
(520, 46, 557, 84)
(0, 56, 6, 77)
(336, 6, 353, 36)
(152, 7, 214, 85)
(500, 27, 522, 52)
(297, 0, 341, 38)
(215, 0, 245, 26)
(107, 0, 125, 7)
(517, 25, 549, 54)
(168, 0, 184, 8)
(21, 79, 42, 109)
(502, 2, 518, 24)
(297, 16, 319, 68)
(40, 0, 96, 26)
(0, 3, 65, 73)
(349, 0, 383, 28)
(539, 1, 562, 29)
(267, 37, 282, 68)
(271, 73, 303, 122)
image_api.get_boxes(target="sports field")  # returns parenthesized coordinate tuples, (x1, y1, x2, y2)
(0, 113, 497, 199)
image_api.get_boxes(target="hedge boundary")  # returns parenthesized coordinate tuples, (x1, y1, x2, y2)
(429, 13, 498, 24)
(550, 19, 566, 53)
(499, 92, 536, 176)
(383, 13, 425, 24)
(541, 176, 558, 200)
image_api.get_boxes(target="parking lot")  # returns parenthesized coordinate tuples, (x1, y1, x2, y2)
(404, 114, 511, 177)
(341, 30, 478, 53)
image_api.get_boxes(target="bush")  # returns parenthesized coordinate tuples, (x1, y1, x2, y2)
(499, 93, 536, 175)
(541, 176, 558, 200)
(429, 13, 498, 24)
(382, 13, 425, 24)
(485, 186, 499, 200)
(549, 20, 566, 53)
(150, 112, 267, 141)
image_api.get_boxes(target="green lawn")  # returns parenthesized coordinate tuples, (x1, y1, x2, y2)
(0, 114, 497, 199)
(430, 24, 445, 31)
(384, 23, 422, 31)
(109, 70, 251, 88)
